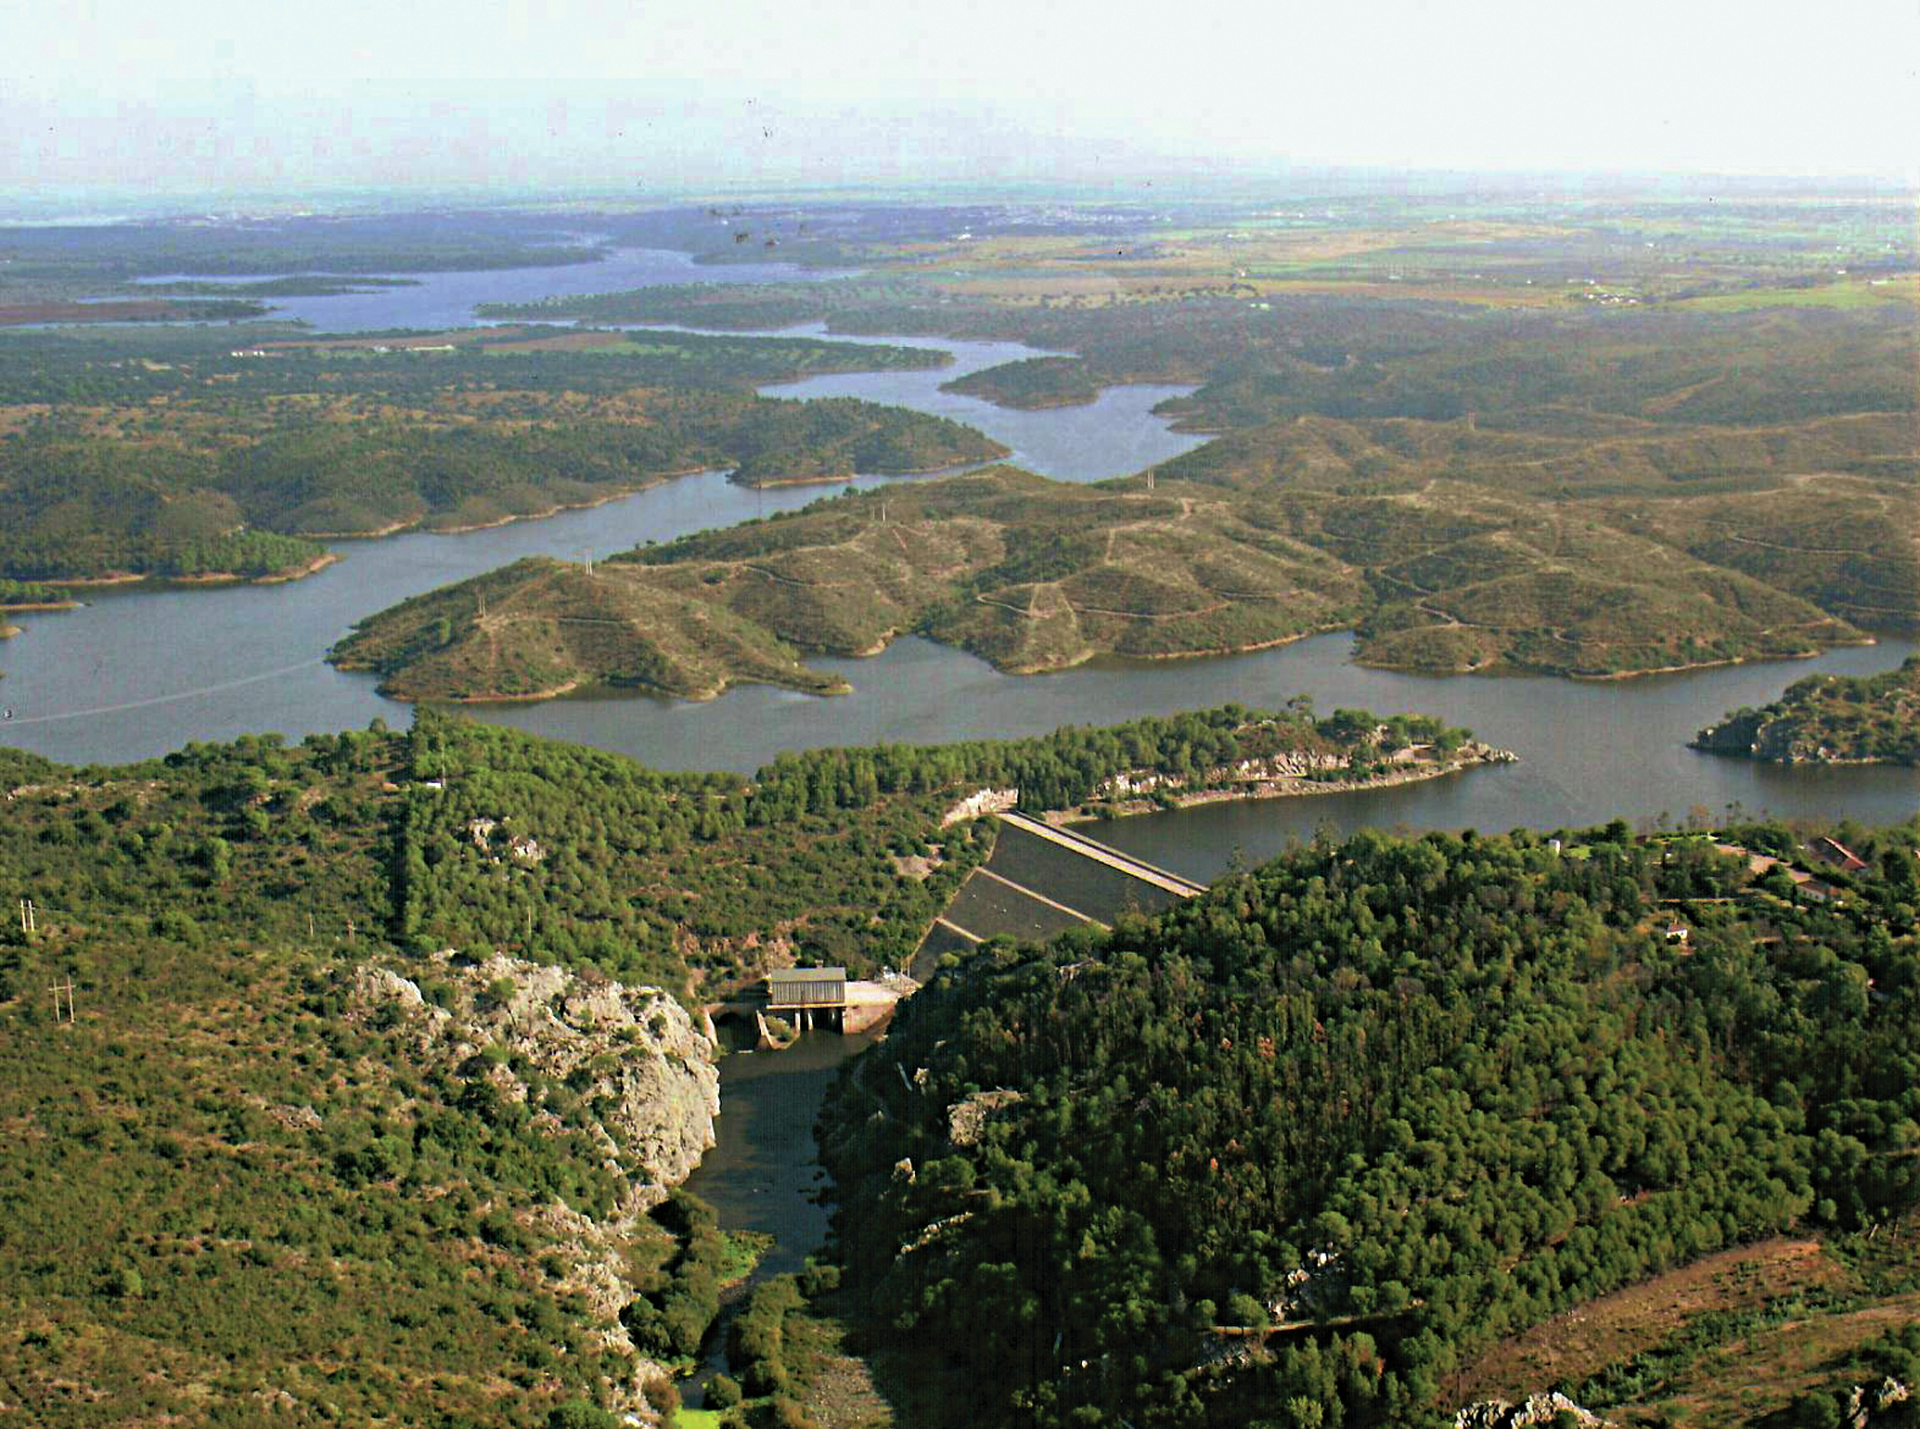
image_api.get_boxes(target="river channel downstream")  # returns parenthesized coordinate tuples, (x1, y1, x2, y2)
(6, 248, 1916, 1325)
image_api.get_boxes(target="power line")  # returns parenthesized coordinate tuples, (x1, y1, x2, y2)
(1, 657, 326, 727)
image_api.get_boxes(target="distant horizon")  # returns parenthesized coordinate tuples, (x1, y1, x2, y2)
(6, 0, 1917, 201)
(2, 164, 1914, 228)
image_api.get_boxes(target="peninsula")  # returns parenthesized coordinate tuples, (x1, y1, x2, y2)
(1693, 655, 1920, 765)
(0, 324, 1001, 585)
(332, 453, 1874, 702)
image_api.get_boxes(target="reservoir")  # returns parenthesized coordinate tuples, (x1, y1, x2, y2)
(6, 248, 1915, 851)
(11, 239, 1918, 1339)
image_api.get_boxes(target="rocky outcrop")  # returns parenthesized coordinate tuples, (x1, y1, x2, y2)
(948, 1088, 1024, 1148)
(942, 787, 1019, 825)
(347, 951, 722, 1420)
(1455, 1393, 1608, 1428)
(348, 950, 719, 1213)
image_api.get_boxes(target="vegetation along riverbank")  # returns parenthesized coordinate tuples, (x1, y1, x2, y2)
(2, 693, 1512, 1422)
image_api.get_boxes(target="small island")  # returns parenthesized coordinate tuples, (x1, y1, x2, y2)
(940, 355, 1106, 410)
(1692, 656, 1920, 765)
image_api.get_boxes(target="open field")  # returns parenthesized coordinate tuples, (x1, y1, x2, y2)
(1456, 1225, 1920, 1428)
(1669, 274, 1920, 312)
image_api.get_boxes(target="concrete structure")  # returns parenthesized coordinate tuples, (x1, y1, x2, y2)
(996, 811, 1206, 899)
(767, 966, 847, 1029)
(759, 966, 906, 1036)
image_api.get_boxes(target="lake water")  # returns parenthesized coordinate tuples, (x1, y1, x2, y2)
(8, 247, 1916, 856)
(135, 245, 854, 332)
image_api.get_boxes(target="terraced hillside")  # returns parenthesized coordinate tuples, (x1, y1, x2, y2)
(331, 467, 1366, 699)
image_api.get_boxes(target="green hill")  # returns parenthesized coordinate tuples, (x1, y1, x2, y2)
(817, 820, 1920, 1429)
(0, 327, 1003, 582)
(3, 701, 1515, 1424)
(331, 467, 1366, 699)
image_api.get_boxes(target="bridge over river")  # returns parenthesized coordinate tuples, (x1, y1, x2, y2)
(917, 811, 1206, 969)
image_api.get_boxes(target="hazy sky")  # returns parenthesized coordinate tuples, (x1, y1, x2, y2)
(4, 0, 1916, 198)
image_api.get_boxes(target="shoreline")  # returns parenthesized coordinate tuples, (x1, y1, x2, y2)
(0, 600, 81, 613)
(423, 472, 714, 534)
(1355, 635, 1874, 683)
(1047, 750, 1518, 827)
(308, 470, 718, 541)
(732, 449, 1011, 490)
(997, 624, 1336, 677)
(350, 666, 856, 706)
(1691, 746, 1912, 769)
(171, 552, 344, 587)
(1570, 644, 1862, 682)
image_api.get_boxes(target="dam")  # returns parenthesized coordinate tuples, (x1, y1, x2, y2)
(918, 810, 1206, 965)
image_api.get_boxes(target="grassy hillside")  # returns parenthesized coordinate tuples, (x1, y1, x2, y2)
(331, 467, 1367, 698)
(1694, 655, 1920, 765)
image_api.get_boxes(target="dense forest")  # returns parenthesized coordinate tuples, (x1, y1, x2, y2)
(0, 326, 1001, 581)
(0, 577, 74, 607)
(0, 729, 667, 1425)
(2, 698, 1494, 1425)
(817, 820, 1920, 1428)
(1693, 656, 1920, 766)
(394, 702, 1458, 983)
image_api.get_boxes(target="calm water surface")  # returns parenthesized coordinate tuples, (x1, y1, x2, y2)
(679, 1032, 876, 1279)
(136, 246, 852, 332)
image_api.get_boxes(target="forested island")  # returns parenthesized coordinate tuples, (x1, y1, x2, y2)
(1694, 656, 1920, 766)
(0, 577, 74, 610)
(0, 325, 1001, 583)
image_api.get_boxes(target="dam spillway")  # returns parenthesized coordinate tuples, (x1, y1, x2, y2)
(918, 811, 1205, 965)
